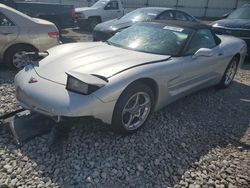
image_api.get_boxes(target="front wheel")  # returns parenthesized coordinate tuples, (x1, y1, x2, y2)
(111, 82, 155, 134)
(218, 56, 239, 89)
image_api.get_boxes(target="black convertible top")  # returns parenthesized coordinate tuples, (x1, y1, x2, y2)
(147, 20, 221, 55)
(151, 20, 211, 30)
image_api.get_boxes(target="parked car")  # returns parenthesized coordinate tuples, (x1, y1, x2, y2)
(76, 0, 124, 30)
(15, 20, 247, 134)
(0, 3, 60, 69)
(0, 0, 76, 30)
(211, 4, 250, 55)
(93, 7, 198, 41)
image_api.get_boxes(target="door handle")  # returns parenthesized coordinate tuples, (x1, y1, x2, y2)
(117, 10, 121, 13)
(218, 52, 223, 56)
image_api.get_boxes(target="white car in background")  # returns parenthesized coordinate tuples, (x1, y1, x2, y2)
(76, 0, 124, 30)
(0, 3, 60, 69)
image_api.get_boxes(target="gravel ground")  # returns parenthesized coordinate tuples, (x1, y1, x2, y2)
(0, 28, 249, 188)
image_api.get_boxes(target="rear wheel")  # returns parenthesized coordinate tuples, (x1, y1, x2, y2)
(111, 82, 155, 134)
(218, 56, 239, 88)
(4, 45, 36, 70)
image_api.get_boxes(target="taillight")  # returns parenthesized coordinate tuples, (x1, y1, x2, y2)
(48, 32, 59, 38)
(71, 7, 76, 17)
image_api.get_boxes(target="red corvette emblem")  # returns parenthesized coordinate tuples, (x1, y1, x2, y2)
(28, 77, 38, 84)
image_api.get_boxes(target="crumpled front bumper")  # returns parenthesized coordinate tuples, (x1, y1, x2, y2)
(14, 65, 116, 124)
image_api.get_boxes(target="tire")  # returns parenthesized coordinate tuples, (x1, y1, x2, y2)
(111, 82, 155, 134)
(4, 45, 36, 70)
(218, 56, 239, 89)
(88, 17, 101, 31)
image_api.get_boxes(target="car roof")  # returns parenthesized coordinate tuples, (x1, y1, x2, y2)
(150, 20, 211, 31)
(138, 7, 174, 11)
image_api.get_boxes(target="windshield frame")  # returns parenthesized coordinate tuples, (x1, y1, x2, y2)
(92, 0, 109, 9)
(107, 22, 193, 57)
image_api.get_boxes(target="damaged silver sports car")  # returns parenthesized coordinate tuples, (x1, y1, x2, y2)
(15, 20, 247, 134)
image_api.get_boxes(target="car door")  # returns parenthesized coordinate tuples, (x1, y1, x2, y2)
(102, 0, 120, 21)
(177, 29, 223, 94)
(0, 12, 18, 55)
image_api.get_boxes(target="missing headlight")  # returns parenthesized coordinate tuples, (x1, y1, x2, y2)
(66, 75, 103, 95)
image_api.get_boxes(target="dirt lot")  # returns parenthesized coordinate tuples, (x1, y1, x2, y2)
(0, 28, 249, 188)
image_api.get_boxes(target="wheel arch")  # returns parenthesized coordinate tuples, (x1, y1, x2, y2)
(125, 77, 159, 109)
(234, 53, 240, 64)
(88, 16, 102, 22)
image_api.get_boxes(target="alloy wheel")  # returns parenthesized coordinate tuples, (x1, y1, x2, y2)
(12, 51, 31, 69)
(122, 92, 151, 130)
(224, 59, 237, 86)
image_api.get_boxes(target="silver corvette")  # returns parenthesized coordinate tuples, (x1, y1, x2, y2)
(15, 20, 247, 134)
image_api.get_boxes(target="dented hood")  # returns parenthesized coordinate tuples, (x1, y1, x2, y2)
(34, 42, 169, 85)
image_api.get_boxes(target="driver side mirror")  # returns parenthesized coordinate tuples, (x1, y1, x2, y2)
(192, 48, 214, 59)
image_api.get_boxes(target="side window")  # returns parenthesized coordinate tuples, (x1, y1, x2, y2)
(185, 29, 217, 55)
(105, 1, 118, 10)
(184, 13, 195, 22)
(0, 12, 14, 26)
(157, 11, 174, 20)
(175, 11, 188, 21)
